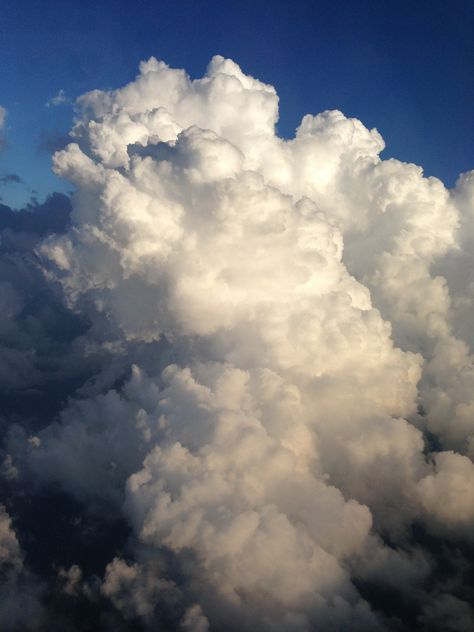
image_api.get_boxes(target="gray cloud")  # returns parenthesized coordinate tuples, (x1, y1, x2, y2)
(0, 173, 23, 186)
(0, 106, 6, 150)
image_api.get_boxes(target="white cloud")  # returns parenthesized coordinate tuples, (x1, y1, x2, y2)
(2, 56, 473, 629)
(36, 55, 474, 628)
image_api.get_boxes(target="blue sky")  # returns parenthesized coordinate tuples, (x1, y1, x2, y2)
(1, 0, 473, 208)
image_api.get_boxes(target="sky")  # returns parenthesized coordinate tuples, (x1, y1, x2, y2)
(0, 0, 473, 208)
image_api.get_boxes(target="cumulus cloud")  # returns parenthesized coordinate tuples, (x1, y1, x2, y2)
(416, 451, 474, 537)
(2, 57, 474, 630)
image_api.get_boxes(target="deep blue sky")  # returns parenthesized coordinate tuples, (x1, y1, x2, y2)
(1, 0, 473, 207)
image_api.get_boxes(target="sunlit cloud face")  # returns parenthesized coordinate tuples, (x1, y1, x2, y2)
(2, 57, 474, 631)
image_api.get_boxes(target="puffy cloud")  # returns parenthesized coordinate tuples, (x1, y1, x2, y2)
(1, 56, 474, 630)
(57, 564, 84, 597)
(123, 365, 375, 625)
(180, 604, 209, 632)
(101, 556, 180, 622)
(416, 451, 474, 537)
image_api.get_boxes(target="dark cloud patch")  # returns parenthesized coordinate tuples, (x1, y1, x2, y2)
(0, 193, 87, 412)
(0, 173, 23, 185)
(0, 193, 71, 235)
(0, 192, 140, 631)
(38, 131, 71, 155)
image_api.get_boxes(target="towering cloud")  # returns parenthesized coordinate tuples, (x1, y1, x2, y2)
(2, 58, 474, 630)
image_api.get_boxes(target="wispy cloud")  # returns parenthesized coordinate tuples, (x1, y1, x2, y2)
(0, 173, 23, 186)
(0, 106, 7, 149)
(45, 89, 68, 107)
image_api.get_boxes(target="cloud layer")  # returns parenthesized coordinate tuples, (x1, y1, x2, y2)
(2, 57, 474, 631)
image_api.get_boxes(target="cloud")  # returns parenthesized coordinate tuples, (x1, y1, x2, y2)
(38, 131, 71, 155)
(0, 173, 23, 186)
(0, 506, 45, 630)
(416, 451, 474, 537)
(0, 193, 94, 409)
(0, 192, 70, 234)
(419, 594, 474, 632)
(0, 106, 6, 150)
(1, 57, 474, 630)
(45, 89, 68, 107)
(181, 605, 210, 632)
